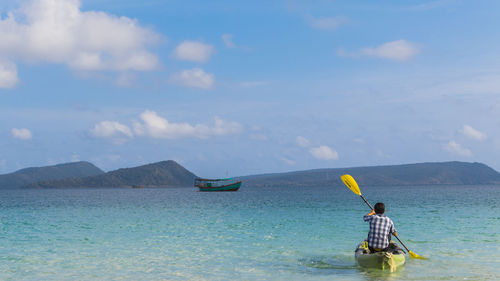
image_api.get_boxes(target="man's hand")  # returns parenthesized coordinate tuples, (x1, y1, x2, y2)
(366, 209, 375, 216)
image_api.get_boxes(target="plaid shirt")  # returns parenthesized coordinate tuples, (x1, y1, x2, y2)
(363, 214, 396, 249)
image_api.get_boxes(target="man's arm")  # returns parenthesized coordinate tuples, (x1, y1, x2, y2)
(390, 221, 397, 236)
(366, 209, 375, 216)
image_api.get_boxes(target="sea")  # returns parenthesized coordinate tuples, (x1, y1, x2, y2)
(0, 184, 499, 280)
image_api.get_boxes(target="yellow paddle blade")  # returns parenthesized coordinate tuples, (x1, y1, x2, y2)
(341, 174, 361, 196)
(409, 251, 426, 260)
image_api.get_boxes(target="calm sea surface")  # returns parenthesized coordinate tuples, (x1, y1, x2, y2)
(0, 185, 499, 280)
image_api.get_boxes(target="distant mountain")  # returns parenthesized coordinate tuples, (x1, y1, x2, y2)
(241, 161, 500, 187)
(6, 160, 499, 189)
(25, 160, 197, 188)
(0, 161, 104, 189)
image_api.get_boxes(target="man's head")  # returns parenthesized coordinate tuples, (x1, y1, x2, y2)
(374, 202, 385, 214)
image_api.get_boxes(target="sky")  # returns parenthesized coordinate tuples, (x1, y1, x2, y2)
(1, 0, 499, 177)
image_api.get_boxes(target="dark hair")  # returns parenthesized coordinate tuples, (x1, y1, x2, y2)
(374, 202, 385, 214)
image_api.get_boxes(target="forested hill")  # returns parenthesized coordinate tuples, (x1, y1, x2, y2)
(3, 160, 499, 189)
(0, 161, 104, 189)
(24, 160, 197, 188)
(241, 161, 500, 187)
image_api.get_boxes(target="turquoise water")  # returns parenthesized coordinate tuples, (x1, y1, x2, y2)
(0, 185, 499, 280)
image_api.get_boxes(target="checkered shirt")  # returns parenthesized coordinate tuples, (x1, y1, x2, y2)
(363, 214, 396, 249)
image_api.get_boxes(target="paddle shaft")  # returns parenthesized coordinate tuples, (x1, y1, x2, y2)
(359, 194, 373, 210)
(392, 234, 411, 254)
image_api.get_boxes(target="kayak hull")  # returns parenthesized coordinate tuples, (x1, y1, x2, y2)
(355, 241, 406, 271)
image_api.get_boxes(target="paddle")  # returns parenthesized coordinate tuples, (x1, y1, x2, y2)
(340, 174, 426, 260)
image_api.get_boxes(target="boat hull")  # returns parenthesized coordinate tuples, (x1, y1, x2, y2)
(354, 241, 406, 271)
(198, 181, 242, 192)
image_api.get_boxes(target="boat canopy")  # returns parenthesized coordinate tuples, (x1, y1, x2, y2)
(195, 178, 234, 182)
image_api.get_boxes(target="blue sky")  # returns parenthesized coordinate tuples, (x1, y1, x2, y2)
(1, 0, 499, 177)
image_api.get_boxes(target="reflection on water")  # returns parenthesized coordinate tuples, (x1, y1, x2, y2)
(299, 254, 405, 281)
(358, 267, 404, 281)
(300, 255, 357, 270)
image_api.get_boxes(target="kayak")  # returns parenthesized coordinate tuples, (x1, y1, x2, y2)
(354, 240, 406, 272)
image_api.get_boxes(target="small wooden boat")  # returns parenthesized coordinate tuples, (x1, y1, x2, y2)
(194, 178, 242, 192)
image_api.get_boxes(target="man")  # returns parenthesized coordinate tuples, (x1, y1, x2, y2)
(364, 202, 398, 253)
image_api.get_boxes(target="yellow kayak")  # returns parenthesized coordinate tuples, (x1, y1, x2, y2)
(354, 241, 406, 272)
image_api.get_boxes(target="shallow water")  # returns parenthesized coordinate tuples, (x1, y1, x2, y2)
(0, 185, 499, 280)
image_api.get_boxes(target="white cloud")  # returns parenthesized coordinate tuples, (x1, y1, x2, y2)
(222, 34, 236, 48)
(114, 73, 137, 87)
(296, 136, 310, 147)
(90, 121, 133, 140)
(240, 81, 267, 88)
(460, 125, 487, 141)
(211, 117, 243, 136)
(0, 61, 19, 89)
(306, 15, 347, 30)
(0, 0, 160, 85)
(11, 128, 32, 140)
(310, 145, 339, 160)
(281, 157, 296, 165)
(133, 110, 242, 139)
(353, 138, 366, 144)
(170, 68, 215, 89)
(338, 40, 419, 62)
(444, 140, 472, 157)
(407, 0, 455, 11)
(296, 137, 338, 160)
(172, 41, 214, 62)
(90, 111, 242, 142)
(220, 35, 252, 52)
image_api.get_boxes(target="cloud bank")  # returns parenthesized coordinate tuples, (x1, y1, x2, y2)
(444, 140, 472, 157)
(133, 110, 242, 139)
(296, 136, 310, 147)
(0, 0, 160, 88)
(460, 125, 487, 141)
(306, 15, 347, 30)
(11, 128, 32, 140)
(338, 40, 420, 61)
(222, 34, 236, 48)
(90, 110, 242, 142)
(310, 145, 339, 160)
(170, 68, 215, 89)
(296, 136, 339, 160)
(90, 121, 133, 138)
(0, 61, 19, 88)
(173, 41, 214, 63)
